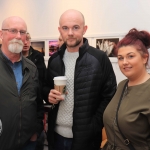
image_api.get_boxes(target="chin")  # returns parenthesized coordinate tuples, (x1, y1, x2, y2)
(123, 73, 131, 78)
(23, 49, 28, 51)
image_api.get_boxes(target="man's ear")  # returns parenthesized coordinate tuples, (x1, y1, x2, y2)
(58, 27, 61, 33)
(83, 25, 87, 35)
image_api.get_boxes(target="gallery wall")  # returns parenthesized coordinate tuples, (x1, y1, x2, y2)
(0, 0, 150, 83)
(0, 0, 150, 38)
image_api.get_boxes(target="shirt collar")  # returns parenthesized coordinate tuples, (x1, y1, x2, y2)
(2, 51, 22, 63)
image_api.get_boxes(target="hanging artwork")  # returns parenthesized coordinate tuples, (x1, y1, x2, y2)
(31, 41, 45, 56)
(96, 38, 119, 57)
(49, 40, 59, 56)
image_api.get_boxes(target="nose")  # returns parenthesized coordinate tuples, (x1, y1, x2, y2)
(68, 28, 73, 35)
(24, 40, 27, 45)
(15, 31, 21, 39)
(123, 58, 128, 64)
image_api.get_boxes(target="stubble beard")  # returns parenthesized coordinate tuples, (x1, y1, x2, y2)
(65, 39, 82, 48)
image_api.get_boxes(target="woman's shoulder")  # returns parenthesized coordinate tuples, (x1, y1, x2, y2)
(118, 79, 128, 87)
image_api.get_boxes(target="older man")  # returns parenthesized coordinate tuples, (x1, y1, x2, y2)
(0, 16, 43, 150)
(43, 9, 116, 150)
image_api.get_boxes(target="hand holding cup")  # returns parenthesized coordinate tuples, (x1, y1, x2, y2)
(53, 76, 67, 99)
(48, 89, 63, 104)
(48, 76, 67, 104)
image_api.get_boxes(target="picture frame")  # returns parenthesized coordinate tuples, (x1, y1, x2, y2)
(96, 38, 119, 57)
(31, 40, 45, 56)
(49, 40, 59, 56)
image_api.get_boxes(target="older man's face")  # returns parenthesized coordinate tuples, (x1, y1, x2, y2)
(0, 17, 27, 53)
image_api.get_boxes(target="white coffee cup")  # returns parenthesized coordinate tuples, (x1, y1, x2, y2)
(53, 76, 67, 99)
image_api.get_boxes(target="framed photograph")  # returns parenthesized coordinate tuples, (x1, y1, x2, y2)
(31, 41, 45, 56)
(49, 40, 59, 56)
(96, 38, 119, 57)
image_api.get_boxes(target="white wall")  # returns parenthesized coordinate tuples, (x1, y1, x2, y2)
(0, 0, 150, 38)
(0, 0, 149, 83)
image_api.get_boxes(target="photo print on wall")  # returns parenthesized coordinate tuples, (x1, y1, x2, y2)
(49, 40, 59, 56)
(31, 41, 45, 56)
(96, 38, 119, 57)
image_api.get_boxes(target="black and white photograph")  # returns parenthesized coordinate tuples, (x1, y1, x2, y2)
(96, 38, 119, 57)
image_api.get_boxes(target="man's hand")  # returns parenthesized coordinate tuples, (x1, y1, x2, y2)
(48, 89, 64, 104)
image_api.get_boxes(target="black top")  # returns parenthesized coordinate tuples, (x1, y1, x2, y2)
(43, 38, 117, 150)
(27, 46, 46, 97)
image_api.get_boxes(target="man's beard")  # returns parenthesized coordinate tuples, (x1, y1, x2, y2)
(65, 38, 82, 48)
(8, 39, 23, 53)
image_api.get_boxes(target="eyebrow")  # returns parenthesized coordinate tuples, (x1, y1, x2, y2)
(62, 25, 79, 27)
(118, 52, 134, 56)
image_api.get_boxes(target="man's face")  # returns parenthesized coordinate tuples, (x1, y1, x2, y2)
(23, 38, 31, 52)
(58, 12, 87, 49)
(0, 17, 27, 53)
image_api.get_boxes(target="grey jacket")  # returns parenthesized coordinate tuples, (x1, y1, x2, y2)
(0, 50, 44, 150)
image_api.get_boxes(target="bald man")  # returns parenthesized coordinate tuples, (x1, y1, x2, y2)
(43, 9, 116, 150)
(0, 16, 43, 150)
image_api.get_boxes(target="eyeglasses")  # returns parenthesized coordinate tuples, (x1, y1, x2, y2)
(2, 28, 27, 35)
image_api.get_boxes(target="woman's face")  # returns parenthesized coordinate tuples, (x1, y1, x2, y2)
(117, 46, 148, 80)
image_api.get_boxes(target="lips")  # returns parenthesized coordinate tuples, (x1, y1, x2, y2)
(68, 38, 75, 41)
(10, 41, 23, 46)
(123, 67, 132, 71)
(23, 46, 29, 50)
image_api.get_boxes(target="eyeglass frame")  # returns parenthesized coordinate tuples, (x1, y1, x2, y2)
(2, 28, 27, 35)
